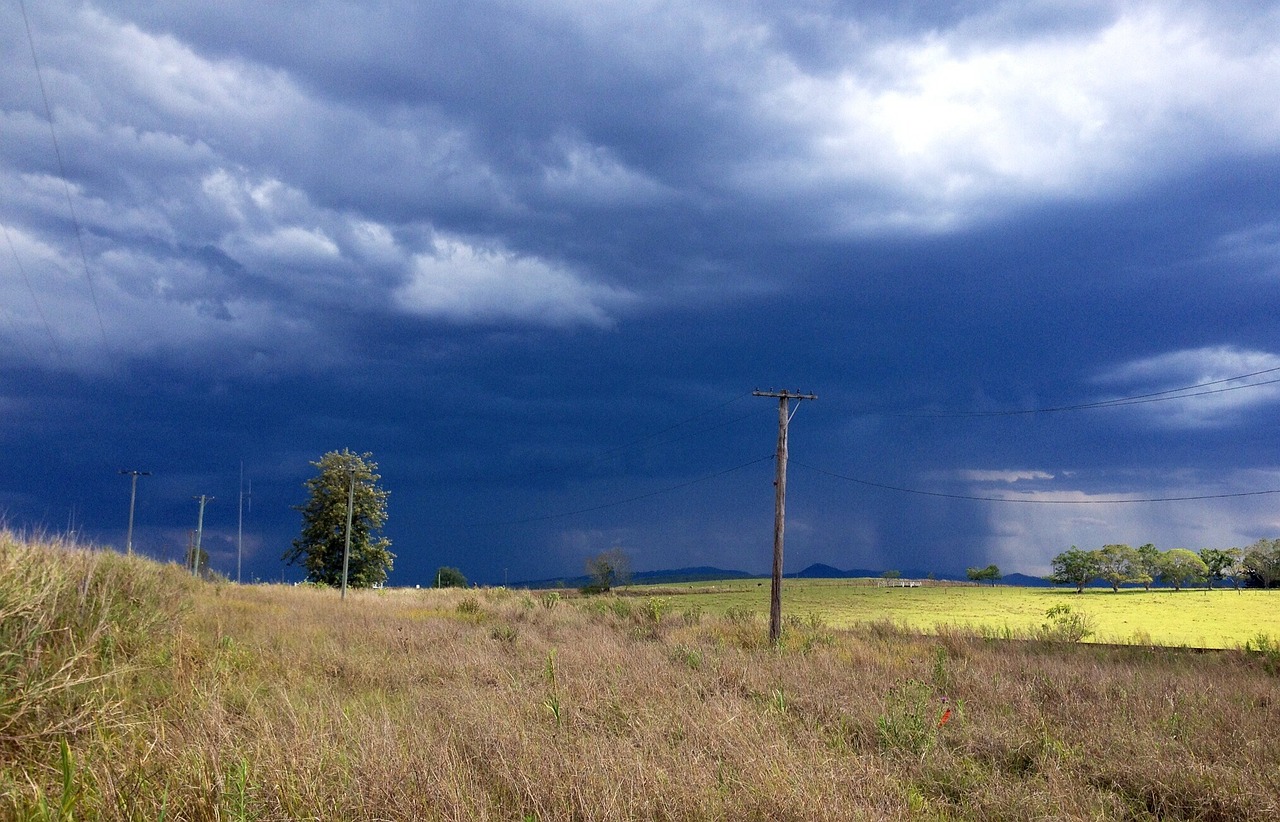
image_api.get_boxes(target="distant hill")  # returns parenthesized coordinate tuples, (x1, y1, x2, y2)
(514, 566, 757, 589)
(515, 564, 1055, 589)
(1001, 572, 1054, 588)
(789, 563, 879, 579)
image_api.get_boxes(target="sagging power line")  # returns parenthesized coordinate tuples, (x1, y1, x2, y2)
(883, 365, 1280, 418)
(18, 0, 114, 365)
(791, 459, 1280, 504)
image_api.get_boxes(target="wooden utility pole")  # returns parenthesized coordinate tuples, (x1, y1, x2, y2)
(753, 389, 817, 645)
(119, 469, 150, 556)
(341, 468, 355, 600)
(192, 495, 213, 578)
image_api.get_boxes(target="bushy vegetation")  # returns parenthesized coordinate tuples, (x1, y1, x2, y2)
(4, 533, 1280, 819)
(1049, 539, 1280, 591)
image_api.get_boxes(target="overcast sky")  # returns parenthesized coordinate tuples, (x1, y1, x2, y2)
(5, 0, 1280, 585)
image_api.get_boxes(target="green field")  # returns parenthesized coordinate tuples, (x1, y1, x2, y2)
(635, 579, 1280, 648)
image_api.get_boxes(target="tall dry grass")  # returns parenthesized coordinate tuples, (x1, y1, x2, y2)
(3, 536, 1279, 820)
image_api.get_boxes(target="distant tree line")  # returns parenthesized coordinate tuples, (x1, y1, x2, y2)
(1048, 539, 1280, 592)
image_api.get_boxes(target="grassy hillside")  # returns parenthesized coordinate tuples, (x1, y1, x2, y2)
(3, 532, 1279, 820)
(636, 579, 1280, 648)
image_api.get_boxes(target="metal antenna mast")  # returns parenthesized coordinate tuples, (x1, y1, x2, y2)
(753, 389, 817, 645)
(119, 469, 150, 556)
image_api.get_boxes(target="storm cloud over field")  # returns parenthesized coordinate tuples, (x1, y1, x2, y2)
(5, 1, 1280, 583)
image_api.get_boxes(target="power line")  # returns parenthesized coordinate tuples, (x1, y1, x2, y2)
(791, 459, 1280, 504)
(885, 365, 1280, 418)
(599, 391, 754, 456)
(3, 223, 59, 361)
(488, 393, 765, 484)
(461, 453, 774, 527)
(19, 0, 114, 362)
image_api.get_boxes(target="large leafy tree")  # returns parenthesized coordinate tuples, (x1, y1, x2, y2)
(1243, 538, 1280, 588)
(1135, 543, 1163, 591)
(1049, 547, 1100, 593)
(584, 548, 632, 593)
(966, 564, 1001, 585)
(1096, 544, 1142, 592)
(1199, 548, 1240, 589)
(1158, 548, 1208, 591)
(285, 450, 394, 587)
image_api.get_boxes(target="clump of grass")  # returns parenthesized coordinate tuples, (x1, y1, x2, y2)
(0, 531, 189, 756)
(0, 530, 191, 815)
(1243, 632, 1280, 675)
(875, 679, 948, 755)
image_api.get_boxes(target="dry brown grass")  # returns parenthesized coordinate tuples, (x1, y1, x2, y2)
(3, 539, 1280, 820)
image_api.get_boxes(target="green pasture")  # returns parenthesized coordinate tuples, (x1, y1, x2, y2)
(635, 579, 1280, 649)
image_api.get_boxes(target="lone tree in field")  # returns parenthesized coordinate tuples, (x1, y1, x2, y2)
(584, 548, 631, 593)
(966, 564, 1001, 585)
(434, 566, 467, 588)
(1049, 547, 1100, 593)
(285, 449, 394, 587)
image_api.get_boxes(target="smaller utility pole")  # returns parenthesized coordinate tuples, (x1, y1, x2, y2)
(753, 389, 817, 645)
(192, 495, 213, 578)
(237, 465, 251, 584)
(119, 469, 150, 556)
(341, 468, 355, 600)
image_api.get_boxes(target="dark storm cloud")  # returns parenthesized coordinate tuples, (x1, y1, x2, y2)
(4, 1, 1280, 584)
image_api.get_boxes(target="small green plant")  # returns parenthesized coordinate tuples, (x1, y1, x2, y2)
(876, 679, 944, 755)
(671, 644, 703, 670)
(768, 687, 788, 715)
(1032, 604, 1094, 642)
(456, 596, 482, 616)
(539, 591, 562, 609)
(543, 650, 563, 727)
(490, 624, 519, 643)
(680, 604, 703, 626)
(640, 597, 672, 624)
(1244, 632, 1280, 675)
(608, 597, 633, 619)
(931, 646, 951, 692)
(724, 607, 756, 625)
(30, 738, 79, 822)
(225, 757, 251, 821)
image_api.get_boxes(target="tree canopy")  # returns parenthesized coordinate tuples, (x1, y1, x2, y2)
(1158, 548, 1208, 591)
(584, 548, 632, 593)
(284, 449, 394, 588)
(1049, 547, 1100, 593)
(435, 566, 467, 588)
(1243, 539, 1280, 588)
(966, 564, 1001, 585)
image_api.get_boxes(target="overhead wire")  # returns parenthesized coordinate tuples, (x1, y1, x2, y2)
(18, 0, 114, 364)
(791, 459, 1280, 504)
(1, 224, 46, 362)
(489, 392, 765, 483)
(884, 365, 1280, 418)
(461, 453, 774, 527)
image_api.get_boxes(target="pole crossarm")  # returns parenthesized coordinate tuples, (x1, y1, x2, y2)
(752, 390, 818, 401)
